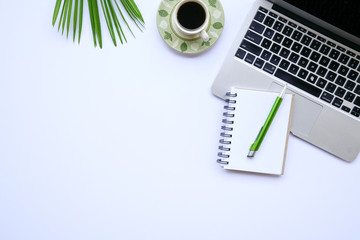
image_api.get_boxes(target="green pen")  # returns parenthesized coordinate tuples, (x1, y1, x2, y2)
(247, 84, 287, 158)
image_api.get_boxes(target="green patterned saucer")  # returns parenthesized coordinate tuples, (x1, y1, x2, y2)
(157, 0, 225, 54)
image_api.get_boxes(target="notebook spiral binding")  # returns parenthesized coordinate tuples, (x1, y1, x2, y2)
(217, 92, 237, 165)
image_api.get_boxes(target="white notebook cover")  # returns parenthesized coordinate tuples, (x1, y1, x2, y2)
(218, 87, 294, 175)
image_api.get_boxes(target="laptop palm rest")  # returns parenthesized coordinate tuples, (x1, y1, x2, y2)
(269, 82, 322, 137)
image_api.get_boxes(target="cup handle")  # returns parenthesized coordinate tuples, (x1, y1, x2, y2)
(200, 30, 209, 42)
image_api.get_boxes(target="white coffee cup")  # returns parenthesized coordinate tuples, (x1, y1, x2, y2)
(171, 0, 210, 42)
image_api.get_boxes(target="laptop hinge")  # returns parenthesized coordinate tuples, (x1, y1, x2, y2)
(272, 4, 360, 52)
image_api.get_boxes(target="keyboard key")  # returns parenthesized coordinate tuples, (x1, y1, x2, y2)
(264, 28, 275, 39)
(250, 21, 265, 34)
(241, 39, 262, 56)
(337, 46, 346, 52)
(321, 92, 334, 103)
(264, 16, 275, 27)
(339, 54, 350, 64)
(279, 17, 287, 23)
(317, 66, 327, 77)
(245, 53, 256, 64)
(261, 50, 272, 61)
(355, 85, 360, 95)
(263, 63, 276, 74)
(319, 45, 331, 55)
(338, 65, 349, 76)
(289, 64, 299, 74)
(289, 52, 300, 63)
(335, 76, 346, 86)
(347, 51, 356, 57)
(345, 80, 356, 91)
(269, 12, 278, 18)
(327, 41, 336, 47)
(342, 106, 351, 112)
(298, 57, 309, 67)
(254, 11, 266, 22)
(351, 107, 360, 117)
(326, 83, 336, 93)
(279, 59, 290, 70)
(316, 78, 327, 88)
(259, 7, 268, 13)
(291, 42, 302, 53)
(352, 106, 360, 115)
(307, 62, 318, 72)
(354, 97, 360, 107)
(300, 47, 311, 57)
(235, 49, 246, 59)
(308, 31, 316, 38)
(329, 49, 340, 60)
(347, 70, 359, 81)
(270, 55, 281, 65)
(273, 21, 284, 32)
(317, 36, 326, 43)
(298, 26, 306, 33)
(335, 87, 346, 98)
(288, 22, 297, 28)
(329, 61, 340, 71)
(319, 56, 330, 67)
(310, 52, 321, 62)
(348, 58, 359, 69)
(325, 71, 337, 81)
(282, 26, 293, 36)
(270, 43, 281, 54)
(245, 30, 263, 44)
(308, 74, 318, 83)
(280, 48, 290, 58)
(301, 35, 312, 46)
(254, 58, 265, 68)
(310, 40, 321, 50)
(275, 69, 322, 97)
(273, 33, 283, 43)
(261, 38, 272, 49)
(344, 92, 355, 102)
(298, 69, 309, 79)
(291, 30, 303, 41)
(282, 37, 293, 48)
(332, 98, 343, 108)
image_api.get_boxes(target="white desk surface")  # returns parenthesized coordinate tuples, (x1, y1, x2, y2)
(1, 1, 360, 239)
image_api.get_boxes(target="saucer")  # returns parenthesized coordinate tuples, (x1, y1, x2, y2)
(157, 0, 225, 54)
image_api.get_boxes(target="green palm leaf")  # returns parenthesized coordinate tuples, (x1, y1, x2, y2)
(52, 0, 144, 48)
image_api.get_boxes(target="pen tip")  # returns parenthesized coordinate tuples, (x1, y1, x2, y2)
(247, 151, 256, 158)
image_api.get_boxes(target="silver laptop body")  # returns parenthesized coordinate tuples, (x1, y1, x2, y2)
(212, 0, 360, 161)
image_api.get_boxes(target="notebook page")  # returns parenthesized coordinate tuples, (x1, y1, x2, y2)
(222, 88, 294, 175)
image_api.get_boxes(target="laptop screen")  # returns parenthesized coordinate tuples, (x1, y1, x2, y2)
(283, 0, 360, 39)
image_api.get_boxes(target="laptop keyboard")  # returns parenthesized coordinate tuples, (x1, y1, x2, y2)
(235, 6, 360, 118)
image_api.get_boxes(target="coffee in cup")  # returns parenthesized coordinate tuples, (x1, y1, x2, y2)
(171, 0, 210, 42)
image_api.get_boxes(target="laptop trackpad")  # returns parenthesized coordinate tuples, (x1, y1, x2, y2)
(269, 82, 322, 137)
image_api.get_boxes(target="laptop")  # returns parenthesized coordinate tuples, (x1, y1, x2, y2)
(212, 0, 360, 162)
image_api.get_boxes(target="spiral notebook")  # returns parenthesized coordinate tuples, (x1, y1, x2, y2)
(217, 87, 294, 175)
